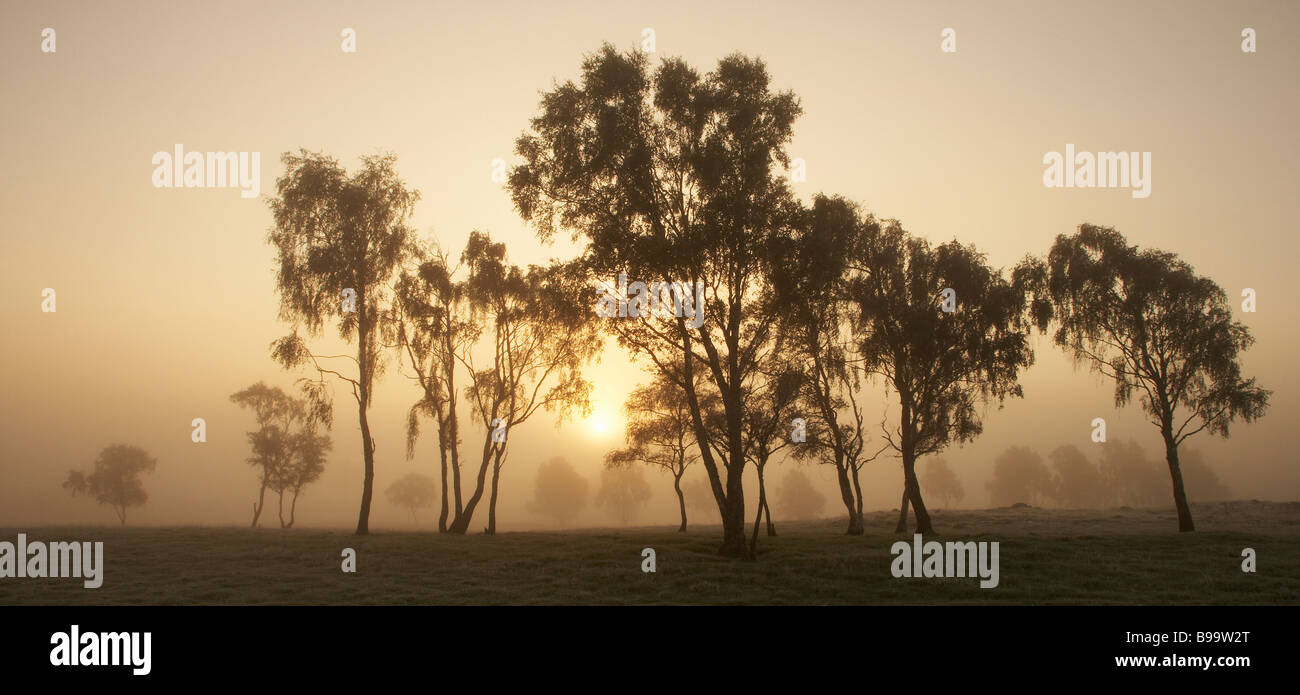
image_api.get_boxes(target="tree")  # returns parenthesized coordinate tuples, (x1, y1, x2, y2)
(385, 472, 439, 524)
(773, 468, 825, 520)
(510, 45, 802, 557)
(267, 150, 419, 535)
(1046, 445, 1108, 509)
(921, 457, 965, 509)
(595, 465, 653, 526)
(1047, 224, 1270, 530)
(850, 218, 1050, 534)
(605, 374, 700, 532)
(1099, 439, 1166, 508)
(986, 445, 1053, 507)
(456, 233, 601, 534)
(268, 429, 330, 528)
(390, 241, 479, 532)
(527, 457, 590, 526)
(63, 445, 157, 526)
(231, 381, 333, 527)
(781, 196, 888, 535)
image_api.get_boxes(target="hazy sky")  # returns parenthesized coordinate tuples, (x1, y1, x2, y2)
(2, 0, 1296, 529)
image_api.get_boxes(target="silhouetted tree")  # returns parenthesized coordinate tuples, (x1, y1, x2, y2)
(510, 45, 802, 557)
(605, 374, 700, 531)
(987, 445, 1053, 507)
(595, 465, 653, 526)
(781, 196, 888, 535)
(774, 468, 826, 520)
(921, 457, 965, 509)
(390, 241, 479, 532)
(527, 457, 590, 526)
(850, 218, 1050, 533)
(267, 150, 419, 535)
(1047, 445, 1108, 508)
(63, 444, 157, 526)
(231, 381, 333, 527)
(457, 233, 601, 534)
(269, 430, 330, 528)
(385, 472, 439, 524)
(1047, 224, 1270, 530)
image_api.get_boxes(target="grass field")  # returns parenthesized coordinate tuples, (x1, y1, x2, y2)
(3, 501, 1297, 605)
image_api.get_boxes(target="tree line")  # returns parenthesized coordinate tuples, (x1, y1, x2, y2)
(61, 44, 1269, 553)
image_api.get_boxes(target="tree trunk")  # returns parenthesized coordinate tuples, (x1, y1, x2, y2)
(849, 461, 865, 533)
(278, 490, 287, 528)
(1162, 429, 1195, 532)
(448, 434, 495, 534)
(251, 480, 268, 528)
(486, 448, 504, 535)
(355, 314, 375, 536)
(356, 403, 375, 535)
(720, 464, 749, 558)
(902, 450, 933, 534)
(757, 464, 776, 537)
(836, 462, 864, 535)
(287, 489, 299, 529)
(895, 482, 910, 533)
(437, 413, 450, 533)
(674, 473, 687, 532)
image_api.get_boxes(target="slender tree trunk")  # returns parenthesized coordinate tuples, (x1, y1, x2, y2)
(837, 462, 864, 535)
(749, 469, 766, 555)
(758, 464, 776, 536)
(448, 435, 495, 534)
(849, 462, 865, 532)
(251, 479, 268, 528)
(895, 482, 910, 533)
(287, 490, 299, 528)
(673, 473, 687, 532)
(356, 316, 375, 536)
(902, 450, 933, 534)
(486, 448, 504, 535)
(118, 506, 126, 526)
(436, 409, 450, 533)
(278, 490, 287, 528)
(1162, 428, 1195, 532)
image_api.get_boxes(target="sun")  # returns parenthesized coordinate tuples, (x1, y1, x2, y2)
(588, 410, 614, 436)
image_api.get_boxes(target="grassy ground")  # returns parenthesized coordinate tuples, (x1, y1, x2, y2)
(2, 501, 1297, 605)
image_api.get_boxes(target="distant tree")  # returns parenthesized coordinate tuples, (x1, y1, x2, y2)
(683, 476, 716, 518)
(605, 374, 700, 532)
(921, 457, 965, 509)
(269, 430, 330, 528)
(1099, 439, 1167, 508)
(457, 233, 601, 534)
(231, 381, 332, 527)
(850, 219, 1050, 533)
(1047, 224, 1270, 531)
(987, 445, 1053, 507)
(63, 445, 158, 526)
(773, 468, 826, 520)
(385, 472, 439, 524)
(1046, 445, 1110, 509)
(1177, 449, 1232, 503)
(527, 457, 590, 526)
(595, 465, 653, 526)
(267, 150, 420, 535)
